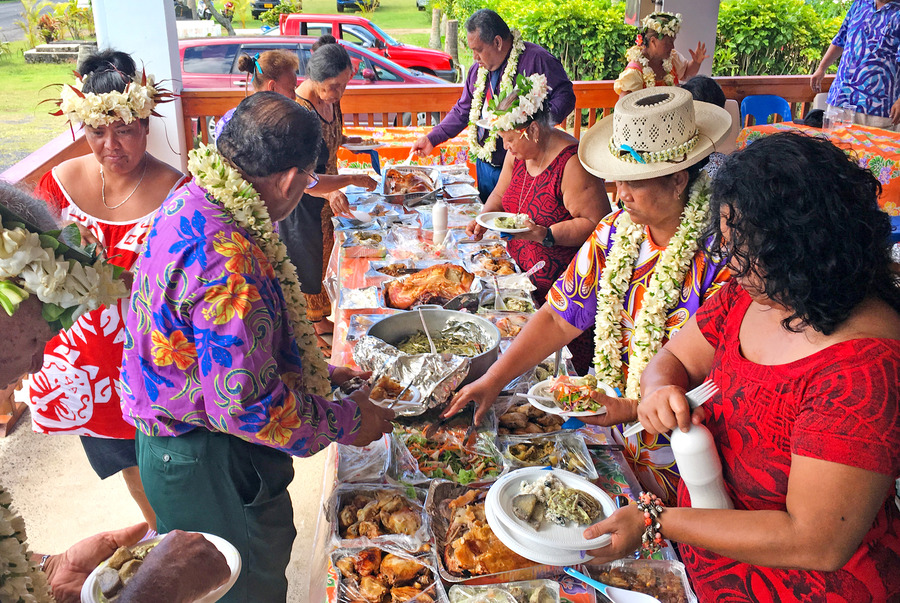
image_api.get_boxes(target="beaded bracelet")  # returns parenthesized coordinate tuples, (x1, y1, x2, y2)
(636, 491, 668, 556)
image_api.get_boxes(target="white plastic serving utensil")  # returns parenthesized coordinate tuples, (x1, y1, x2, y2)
(564, 567, 662, 603)
(621, 380, 719, 438)
(401, 148, 415, 166)
(417, 307, 437, 355)
(511, 392, 557, 404)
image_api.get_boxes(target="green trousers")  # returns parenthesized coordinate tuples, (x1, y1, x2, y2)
(136, 429, 295, 602)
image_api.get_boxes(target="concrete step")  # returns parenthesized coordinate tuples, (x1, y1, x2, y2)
(32, 43, 81, 53)
(24, 48, 78, 64)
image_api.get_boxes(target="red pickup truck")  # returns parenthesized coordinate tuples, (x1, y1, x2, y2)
(279, 13, 458, 82)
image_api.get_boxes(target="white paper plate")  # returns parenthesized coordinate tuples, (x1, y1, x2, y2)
(476, 212, 531, 234)
(343, 143, 385, 151)
(526, 378, 614, 418)
(484, 491, 596, 566)
(487, 468, 616, 551)
(81, 532, 241, 603)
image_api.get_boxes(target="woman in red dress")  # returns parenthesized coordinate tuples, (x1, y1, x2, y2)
(585, 133, 900, 602)
(28, 50, 187, 530)
(467, 74, 609, 373)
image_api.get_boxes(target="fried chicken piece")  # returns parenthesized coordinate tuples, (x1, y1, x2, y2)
(340, 506, 358, 529)
(357, 520, 383, 539)
(448, 490, 478, 510)
(376, 492, 404, 514)
(383, 508, 421, 536)
(391, 586, 434, 602)
(354, 548, 382, 576)
(336, 556, 359, 581)
(379, 554, 424, 586)
(357, 500, 380, 523)
(358, 575, 389, 602)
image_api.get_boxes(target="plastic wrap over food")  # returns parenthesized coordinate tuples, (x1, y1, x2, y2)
(330, 544, 448, 603)
(391, 426, 504, 486)
(587, 559, 697, 603)
(327, 484, 431, 550)
(352, 335, 471, 415)
(337, 434, 392, 484)
(497, 433, 598, 480)
(448, 580, 560, 603)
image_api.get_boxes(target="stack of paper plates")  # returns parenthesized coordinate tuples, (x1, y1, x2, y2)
(485, 468, 616, 565)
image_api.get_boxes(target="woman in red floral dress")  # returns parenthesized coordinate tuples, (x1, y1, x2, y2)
(585, 133, 900, 602)
(28, 50, 186, 529)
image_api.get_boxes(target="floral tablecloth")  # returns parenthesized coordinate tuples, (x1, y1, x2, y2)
(337, 126, 476, 179)
(736, 123, 900, 216)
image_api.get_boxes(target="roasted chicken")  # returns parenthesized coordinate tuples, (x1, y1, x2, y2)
(385, 168, 434, 195)
(385, 264, 475, 309)
(338, 490, 422, 540)
(335, 547, 436, 603)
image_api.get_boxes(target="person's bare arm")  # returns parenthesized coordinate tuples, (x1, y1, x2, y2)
(445, 305, 582, 423)
(811, 44, 843, 92)
(586, 456, 895, 572)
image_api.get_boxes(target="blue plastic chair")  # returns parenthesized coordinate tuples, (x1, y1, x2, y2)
(740, 95, 793, 126)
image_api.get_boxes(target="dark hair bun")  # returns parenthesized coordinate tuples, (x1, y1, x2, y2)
(236, 53, 256, 75)
(79, 49, 137, 95)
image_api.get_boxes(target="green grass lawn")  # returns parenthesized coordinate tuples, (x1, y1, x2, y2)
(0, 41, 73, 173)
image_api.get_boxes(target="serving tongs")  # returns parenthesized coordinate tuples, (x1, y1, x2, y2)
(405, 186, 442, 208)
(423, 402, 478, 447)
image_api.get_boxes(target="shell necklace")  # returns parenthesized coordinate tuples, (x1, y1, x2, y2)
(101, 153, 148, 210)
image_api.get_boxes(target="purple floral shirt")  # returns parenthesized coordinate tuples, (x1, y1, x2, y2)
(120, 181, 361, 455)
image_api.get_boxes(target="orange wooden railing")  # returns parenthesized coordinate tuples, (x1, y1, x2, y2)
(3, 74, 834, 189)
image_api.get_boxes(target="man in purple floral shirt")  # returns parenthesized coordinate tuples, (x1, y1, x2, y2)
(812, 0, 900, 130)
(120, 93, 393, 602)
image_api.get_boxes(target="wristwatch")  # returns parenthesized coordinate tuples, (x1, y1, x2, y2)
(541, 226, 555, 247)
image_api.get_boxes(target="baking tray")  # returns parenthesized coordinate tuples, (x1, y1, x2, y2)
(381, 166, 442, 205)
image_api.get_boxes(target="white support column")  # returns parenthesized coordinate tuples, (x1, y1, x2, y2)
(664, 0, 721, 78)
(93, 0, 187, 170)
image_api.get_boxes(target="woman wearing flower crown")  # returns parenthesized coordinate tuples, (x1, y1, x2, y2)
(466, 73, 609, 373)
(614, 12, 709, 98)
(27, 49, 188, 531)
(449, 87, 733, 505)
(121, 92, 394, 602)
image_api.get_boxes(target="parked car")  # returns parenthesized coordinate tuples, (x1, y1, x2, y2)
(337, 0, 377, 12)
(251, 0, 282, 19)
(179, 35, 447, 89)
(417, 0, 427, 10)
(278, 13, 457, 82)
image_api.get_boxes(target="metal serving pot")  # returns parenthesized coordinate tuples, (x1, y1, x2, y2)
(366, 307, 500, 386)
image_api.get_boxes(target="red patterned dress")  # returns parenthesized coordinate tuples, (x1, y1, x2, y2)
(502, 144, 582, 302)
(686, 281, 900, 602)
(28, 169, 188, 438)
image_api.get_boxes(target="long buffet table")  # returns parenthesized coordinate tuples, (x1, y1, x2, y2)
(308, 168, 698, 603)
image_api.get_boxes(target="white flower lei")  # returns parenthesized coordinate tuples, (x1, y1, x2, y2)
(467, 29, 525, 162)
(0, 215, 128, 330)
(625, 45, 676, 89)
(480, 73, 550, 133)
(593, 175, 710, 400)
(55, 72, 165, 129)
(187, 144, 331, 398)
(0, 486, 53, 603)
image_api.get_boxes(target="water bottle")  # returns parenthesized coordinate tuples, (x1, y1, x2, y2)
(432, 199, 448, 245)
(670, 423, 734, 509)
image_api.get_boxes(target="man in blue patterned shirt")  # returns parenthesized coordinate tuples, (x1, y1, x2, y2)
(811, 0, 900, 130)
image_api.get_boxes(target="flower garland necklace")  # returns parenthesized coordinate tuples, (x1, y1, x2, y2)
(187, 144, 331, 397)
(625, 45, 676, 89)
(468, 29, 525, 162)
(0, 486, 53, 603)
(593, 175, 710, 400)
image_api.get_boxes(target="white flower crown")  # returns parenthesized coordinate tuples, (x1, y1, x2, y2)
(0, 210, 129, 330)
(476, 73, 551, 134)
(642, 12, 682, 38)
(52, 71, 170, 129)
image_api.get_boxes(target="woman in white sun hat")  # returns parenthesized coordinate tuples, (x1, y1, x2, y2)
(448, 86, 733, 505)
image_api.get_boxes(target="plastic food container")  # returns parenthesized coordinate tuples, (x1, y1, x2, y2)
(588, 559, 698, 603)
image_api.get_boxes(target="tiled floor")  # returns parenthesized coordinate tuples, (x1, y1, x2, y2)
(0, 382, 328, 601)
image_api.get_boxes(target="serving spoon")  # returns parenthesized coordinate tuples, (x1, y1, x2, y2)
(564, 567, 662, 603)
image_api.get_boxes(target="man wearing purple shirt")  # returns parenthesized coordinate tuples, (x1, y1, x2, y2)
(412, 9, 576, 200)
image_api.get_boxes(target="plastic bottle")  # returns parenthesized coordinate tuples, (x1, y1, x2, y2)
(432, 199, 448, 245)
(670, 423, 734, 509)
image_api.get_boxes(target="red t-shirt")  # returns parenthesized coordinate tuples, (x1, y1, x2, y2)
(681, 280, 900, 602)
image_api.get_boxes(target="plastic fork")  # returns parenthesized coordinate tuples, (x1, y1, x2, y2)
(621, 380, 719, 438)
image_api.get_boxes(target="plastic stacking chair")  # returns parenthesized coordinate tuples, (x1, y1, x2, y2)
(740, 94, 793, 127)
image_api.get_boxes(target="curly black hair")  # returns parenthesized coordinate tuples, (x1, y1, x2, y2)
(707, 132, 900, 335)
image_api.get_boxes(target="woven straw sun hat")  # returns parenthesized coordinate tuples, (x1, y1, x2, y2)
(579, 86, 732, 181)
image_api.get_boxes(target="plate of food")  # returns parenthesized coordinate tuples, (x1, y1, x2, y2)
(368, 375, 421, 408)
(343, 137, 384, 151)
(526, 375, 615, 417)
(81, 532, 241, 603)
(486, 467, 616, 551)
(476, 212, 531, 234)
